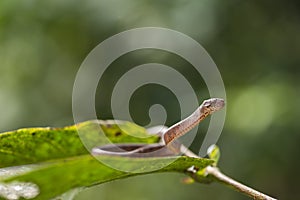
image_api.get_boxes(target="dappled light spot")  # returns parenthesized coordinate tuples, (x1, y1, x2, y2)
(229, 87, 275, 135)
(0, 181, 39, 200)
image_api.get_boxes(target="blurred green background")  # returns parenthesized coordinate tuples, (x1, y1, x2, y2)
(1, 0, 299, 199)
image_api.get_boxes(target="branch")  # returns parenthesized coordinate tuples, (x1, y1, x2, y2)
(205, 166, 277, 200)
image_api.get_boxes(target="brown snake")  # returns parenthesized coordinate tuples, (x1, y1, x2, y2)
(92, 98, 225, 157)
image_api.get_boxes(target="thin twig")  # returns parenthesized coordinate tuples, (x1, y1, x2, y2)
(205, 166, 277, 200)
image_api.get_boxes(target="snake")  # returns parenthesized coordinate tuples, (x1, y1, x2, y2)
(92, 98, 225, 157)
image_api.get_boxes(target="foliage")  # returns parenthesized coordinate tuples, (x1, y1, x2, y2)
(0, 121, 213, 199)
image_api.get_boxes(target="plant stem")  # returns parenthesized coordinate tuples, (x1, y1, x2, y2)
(205, 166, 277, 200)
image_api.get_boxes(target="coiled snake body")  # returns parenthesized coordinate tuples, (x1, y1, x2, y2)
(92, 98, 225, 157)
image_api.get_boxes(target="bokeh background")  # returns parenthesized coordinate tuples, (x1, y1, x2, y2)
(1, 0, 300, 199)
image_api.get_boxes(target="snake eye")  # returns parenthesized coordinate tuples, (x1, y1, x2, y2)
(203, 100, 212, 108)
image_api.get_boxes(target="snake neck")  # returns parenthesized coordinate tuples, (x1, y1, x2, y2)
(163, 107, 209, 145)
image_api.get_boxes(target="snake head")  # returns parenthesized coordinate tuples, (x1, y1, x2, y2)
(202, 98, 225, 113)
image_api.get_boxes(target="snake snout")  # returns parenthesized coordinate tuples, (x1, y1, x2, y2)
(211, 98, 225, 111)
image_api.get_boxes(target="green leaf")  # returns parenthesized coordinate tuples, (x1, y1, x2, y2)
(0, 120, 214, 199)
(0, 120, 159, 168)
(207, 144, 220, 166)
